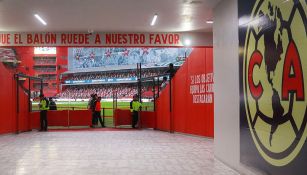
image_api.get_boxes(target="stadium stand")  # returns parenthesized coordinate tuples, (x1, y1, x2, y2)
(65, 69, 166, 81)
(34, 59, 56, 65)
(57, 84, 154, 99)
(33, 67, 57, 73)
(56, 67, 171, 99)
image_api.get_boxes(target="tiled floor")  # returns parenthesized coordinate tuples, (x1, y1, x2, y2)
(0, 130, 239, 175)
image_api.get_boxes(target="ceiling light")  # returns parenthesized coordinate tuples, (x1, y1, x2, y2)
(34, 14, 47, 25)
(151, 14, 158, 26)
(184, 39, 191, 46)
(182, 7, 192, 16)
(206, 20, 214, 24)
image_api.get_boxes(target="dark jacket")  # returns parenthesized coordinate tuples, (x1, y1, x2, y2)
(166, 68, 176, 79)
(49, 101, 57, 110)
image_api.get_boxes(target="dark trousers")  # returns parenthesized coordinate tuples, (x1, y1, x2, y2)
(132, 111, 139, 128)
(40, 110, 48, 131)
(94, 111, 104, 127)
(92, 111, 97, 126)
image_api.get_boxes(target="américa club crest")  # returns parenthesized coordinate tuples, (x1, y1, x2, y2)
(243, 0, 307, 166)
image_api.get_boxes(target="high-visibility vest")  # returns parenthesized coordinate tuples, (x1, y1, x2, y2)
(39, 99, 49, 110)
(130, 101, 142, 112)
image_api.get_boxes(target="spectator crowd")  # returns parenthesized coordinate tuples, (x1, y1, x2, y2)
(66, 69, 166, 81)
(57, 84, 154, 99)
(57, 67, 175, 99)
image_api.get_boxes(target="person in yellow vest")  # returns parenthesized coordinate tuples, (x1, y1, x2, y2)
(39, 94, 49, 131)
(130, 94, 142, 128)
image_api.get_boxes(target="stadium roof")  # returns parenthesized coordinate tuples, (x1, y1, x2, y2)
(0, 0, 220, 32)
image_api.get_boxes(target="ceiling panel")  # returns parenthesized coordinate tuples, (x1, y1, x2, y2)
(0, 0, 220, 32)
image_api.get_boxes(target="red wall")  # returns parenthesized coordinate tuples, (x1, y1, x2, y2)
(17, 87, 31, 132)
(56, 47, 68, 93)
(15, 47, 35, 76)
(0, 46, 68, 134)
(30, 110, 91, 129)
(156, 85, 171, 131)
(156, 48, 214, 137)
(0, 62, 16, 134)
(14, 47, 68, 96)
(114, 109, 156, 128)
(0, 61, 31, 134)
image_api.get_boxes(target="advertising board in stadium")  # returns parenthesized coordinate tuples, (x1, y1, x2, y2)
(0, 32, 212, 47)
(64, 77, 137, 84)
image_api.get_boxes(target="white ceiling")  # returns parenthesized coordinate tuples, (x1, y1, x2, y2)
(0, 0, 220, 32)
